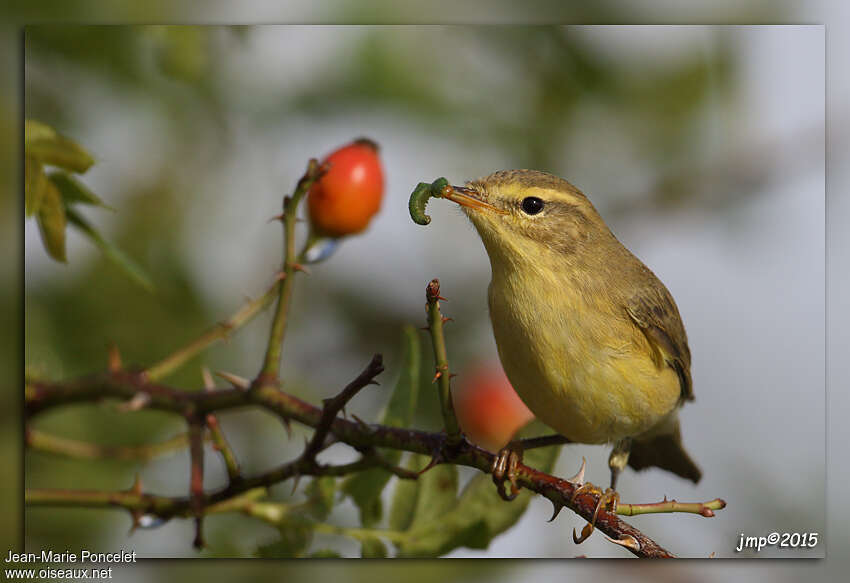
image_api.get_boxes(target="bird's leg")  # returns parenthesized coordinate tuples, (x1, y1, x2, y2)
(571, 486, 621, 544)
(491, 442, 523, 501)
(607, 437, 632, 491)
(570, 440, 630, 544)
(490, 434, 571, 501)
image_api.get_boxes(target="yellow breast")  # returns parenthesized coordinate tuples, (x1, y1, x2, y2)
(487, 267, 681, 444)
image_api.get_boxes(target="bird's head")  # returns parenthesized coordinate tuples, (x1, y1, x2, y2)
(445, 170, 612, 272)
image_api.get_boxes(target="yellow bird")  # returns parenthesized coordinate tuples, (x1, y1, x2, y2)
(442, 170, 701, 491)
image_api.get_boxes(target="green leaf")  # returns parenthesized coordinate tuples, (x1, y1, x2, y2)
(65, 207, 155, 292)
(308, 549, 342, 558)
(360, 536, 387, 558)
(35, 178, 67, 262)
(304, 476, 336, 521)
(381, 325, 421, 430)
(341, 326, 420, 526)
(25, 157, 47, 216)
(25, 119, 94, 173)
(388, 453, 423, 532)
(256, 521, 314, 558)
(49, 171, 114, 210)
(407, 461, 458, 531)
(397, 438, 562, 557)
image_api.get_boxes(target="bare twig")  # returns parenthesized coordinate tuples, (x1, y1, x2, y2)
(424, 279, 461, 442)
(301, 354, 384, 463)
(616, 497, 726, 518)
(202, 368, 242, 485)
(258, 159, 328, 382)
(144, 282, 280, 382)
(26, 427, 192, 461)
(188, 415, 205, 549)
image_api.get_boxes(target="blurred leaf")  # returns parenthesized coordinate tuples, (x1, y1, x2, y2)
(360, 536, 387, 558)
(304, 476, 336, 522)
(25, 119, 94, 173)
(407, 462, 458, 532)
(381, 326, 421, 430)
(25, 157, 48, 217)
(150, 26, 209, 84)
(341, 326, 420, 526)
(49, 172, 114, 210)
(65, 207, 154, 292)
(309, 549, 342, 558)
(388, 453, 422, 532)
(256, 520, 313, 558)
(35, 179, 67, 262)
(397, 441, 561, 557)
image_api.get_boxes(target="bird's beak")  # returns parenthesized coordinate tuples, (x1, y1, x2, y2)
(444, 185, 505, 214)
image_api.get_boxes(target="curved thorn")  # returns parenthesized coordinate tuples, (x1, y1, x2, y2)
(417, 455, 441, 476)
(108, 343, 122, 373)
(548, 501, 564, 522)
(604, 533, 640, 552)
(116, 392, 151, 412)
(566, 456, 586, 486)
(215, 370, 250, 390)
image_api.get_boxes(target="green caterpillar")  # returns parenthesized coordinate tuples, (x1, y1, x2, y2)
(408, 177, 450, 225)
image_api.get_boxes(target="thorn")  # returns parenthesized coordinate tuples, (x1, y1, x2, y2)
(130, 473, 143, 495)
(116, 392, 151, 412)
(268, 213, 285, 223)
(417, 455, 441, 476)
(700, 507, 716, 518)
(548, 500, 564, 522)
(572, 522, 595, 545)
(441, 317, 453, 324)
(292, 263, 311, 275)
(128, 510, 143, 535)
(351, 414, 371, 429)
(290, 472, 302, 496)
(201, 367, 216, 391)
(432, 371, 442, 383)
(436, 295, 449, 302)
(281, 416, 293, 439)
(566, 457, 586, 486)
(215, 370, 250, 390)
(448, 373, 458, 380)
(274, 271, 287, 282)
(603, 533, 640, 552)
(367, 380, 380, 386)
(193, 517, 205, 550)
(108, 343, 122, 373)
(420, 326, 430, 331)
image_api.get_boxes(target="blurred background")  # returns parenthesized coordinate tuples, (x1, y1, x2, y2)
(0, 0, 839, 577)
(20, 24, 825, 561)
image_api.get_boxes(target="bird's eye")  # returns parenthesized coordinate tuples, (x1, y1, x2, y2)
(521, 197, 544, 215)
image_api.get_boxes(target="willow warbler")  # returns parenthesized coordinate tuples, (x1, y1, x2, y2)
(444, 170, 701, 489)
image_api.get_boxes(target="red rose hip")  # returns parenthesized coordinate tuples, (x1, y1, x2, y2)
(308, 138, 384, 238)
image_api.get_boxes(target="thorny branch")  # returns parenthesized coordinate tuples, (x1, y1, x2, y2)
(25, 351, 725, 557)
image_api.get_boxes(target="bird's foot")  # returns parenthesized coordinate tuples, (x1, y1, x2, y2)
(571, 486, 620, 544)
(490, 444, 523, 501)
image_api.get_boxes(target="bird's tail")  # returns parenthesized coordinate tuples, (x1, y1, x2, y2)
(628, 420, 702, 483)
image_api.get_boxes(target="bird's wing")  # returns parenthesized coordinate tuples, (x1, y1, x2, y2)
(624, 282, 693, 402)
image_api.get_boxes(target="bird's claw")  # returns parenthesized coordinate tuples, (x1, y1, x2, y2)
(490, 446, 522, 501)
(571, 486, 620, 545)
